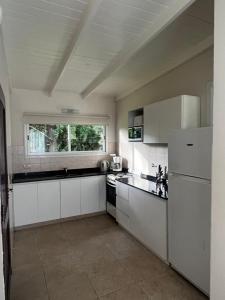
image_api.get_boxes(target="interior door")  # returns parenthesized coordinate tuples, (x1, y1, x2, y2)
(0, 92, 11, 299)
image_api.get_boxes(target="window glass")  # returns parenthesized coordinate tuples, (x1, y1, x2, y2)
(27, 124, 106, 155)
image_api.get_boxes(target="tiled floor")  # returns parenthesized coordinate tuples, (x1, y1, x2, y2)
(11, 214, 208, 300)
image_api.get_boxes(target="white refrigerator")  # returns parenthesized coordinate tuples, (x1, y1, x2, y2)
(168, 127, 212, 295)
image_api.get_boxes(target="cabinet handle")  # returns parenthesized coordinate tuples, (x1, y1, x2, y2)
(186, 143, 194, 146)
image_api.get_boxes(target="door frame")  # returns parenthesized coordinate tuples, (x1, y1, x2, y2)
(0, 85, 11, 300)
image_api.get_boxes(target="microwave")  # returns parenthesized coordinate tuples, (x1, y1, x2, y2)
(128, 126, 143, 142)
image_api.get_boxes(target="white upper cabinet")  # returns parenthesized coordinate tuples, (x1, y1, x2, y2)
(144, 101, 160, 143)
(61, 178, 81, 218)
(144, 95, 200, 144)
(37, 181, 61, 222)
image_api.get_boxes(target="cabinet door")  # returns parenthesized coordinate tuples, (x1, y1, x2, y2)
(117, 196, 129, 216)
(158, 97, 181, 143)
(116, 181, 129, 200)
(13, 183, 38, 227)
(129, 187, 167, 260)
(81, 176, 100, 214)
(143, 102, 160, 143)
(98, 176, 106, 211)
(116, 209, 130, 231)
(37, 181, 60, 222)
(61, 178, 81, 218)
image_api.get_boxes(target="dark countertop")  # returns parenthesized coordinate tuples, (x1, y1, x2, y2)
(13, 168, 127, 184)
(116, 175, 168, 200)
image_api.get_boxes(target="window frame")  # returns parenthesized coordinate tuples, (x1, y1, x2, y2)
(24, 123, 108, 157)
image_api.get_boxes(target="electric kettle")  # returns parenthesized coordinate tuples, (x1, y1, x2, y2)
(100, 160, 109, 172)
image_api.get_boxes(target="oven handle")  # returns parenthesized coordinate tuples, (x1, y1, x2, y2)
(107, 182, 116, 188)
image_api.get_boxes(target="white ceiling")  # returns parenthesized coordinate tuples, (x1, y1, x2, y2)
(1, 0, 214, 99)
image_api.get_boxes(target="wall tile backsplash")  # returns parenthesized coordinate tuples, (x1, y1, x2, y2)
(119, 142, 168, 176)
(12, 142, 116, 173)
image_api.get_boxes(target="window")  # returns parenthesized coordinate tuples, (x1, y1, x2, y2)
(26, 124, 106, 155)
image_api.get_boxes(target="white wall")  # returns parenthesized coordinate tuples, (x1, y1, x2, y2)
(11, 89, 116, 173)
(116, 48, 213, 175)
(0, 27, 12, 300)
(210, 1, 225, 299)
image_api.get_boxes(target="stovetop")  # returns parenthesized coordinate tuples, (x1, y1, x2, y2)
(107, 172, 132, 186)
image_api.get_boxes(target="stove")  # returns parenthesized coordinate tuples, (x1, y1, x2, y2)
(107, 173, 131, 186)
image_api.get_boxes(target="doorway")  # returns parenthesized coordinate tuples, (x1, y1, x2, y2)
(0, 87, 11, 300)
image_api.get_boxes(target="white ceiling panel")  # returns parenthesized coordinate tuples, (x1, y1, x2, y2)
(1, 0, 214, 98)
(95, 2, 214, 98)
(1, 0, 89, 91)
(56, 0, 174, 93)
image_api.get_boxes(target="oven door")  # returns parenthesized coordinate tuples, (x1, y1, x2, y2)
(106, 182, 116, 207)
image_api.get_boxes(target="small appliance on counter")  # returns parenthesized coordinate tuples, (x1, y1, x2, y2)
(100, 160, 109, 172)
(110, 154, 123, 171)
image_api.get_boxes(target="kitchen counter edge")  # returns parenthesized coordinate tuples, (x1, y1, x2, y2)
(13, 168, 128, 184)
(116, 177, 168, 200)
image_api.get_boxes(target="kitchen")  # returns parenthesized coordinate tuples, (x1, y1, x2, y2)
(1, 0, 225, 299)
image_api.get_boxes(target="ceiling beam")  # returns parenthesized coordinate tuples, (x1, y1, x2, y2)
(116, 35, 214, 101)
(48, 0, 103, 96)
(80, 0, 197, 99)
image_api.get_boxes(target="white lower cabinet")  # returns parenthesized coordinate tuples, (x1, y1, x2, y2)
(37, 181, 61, 222)
(61, 178, 81, 218)
(129, 187, 167, 260)
(116, 182, 130, 231)
(98, 176, 106, 211)
(13, 175, 106, 227)
(81, 175, 106, 214)
(116, 181, 168, 261)
(13, 183, 38, 227)
(116, 209, 130, 231)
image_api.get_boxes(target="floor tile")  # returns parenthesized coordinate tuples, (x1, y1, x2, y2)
(47, 272, 98, 300)
(12, 247, 41, 271)
(62, 219, 89, 241)
(89, 261, 135, 297)
(119, 252, 170, 282)
(14, 228, 38, 251)
(77, 255, 118, 279)
(84, 215, 116, 231)
(11, 271, 48, 300)
(105, 230, 148, 260)
(99, 283, 149, 300)
(70, 239, 117, 266)
(11, 215, 209, 300)
(43, 253, 80, 285)
(140, 271, 207, 300)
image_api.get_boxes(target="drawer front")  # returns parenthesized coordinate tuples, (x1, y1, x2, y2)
(117, 196, 129, 216)
(116, 209, 130, 231)
(116, 182, 129, 200)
